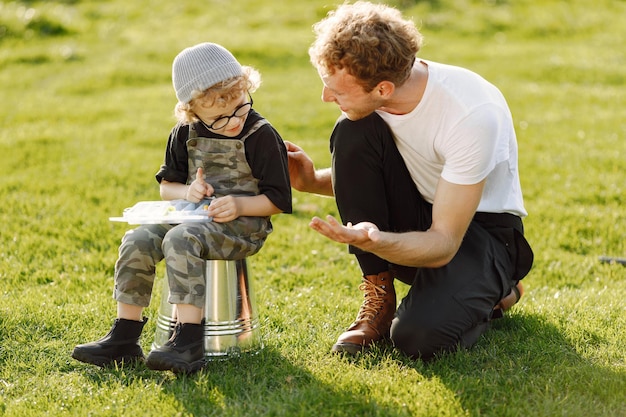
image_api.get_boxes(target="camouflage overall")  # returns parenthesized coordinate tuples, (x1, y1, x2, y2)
(113, 120, 272, 309)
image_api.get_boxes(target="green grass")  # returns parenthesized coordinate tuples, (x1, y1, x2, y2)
(1, 0, 625, 415)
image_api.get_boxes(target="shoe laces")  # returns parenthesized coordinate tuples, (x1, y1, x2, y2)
(355, 279, 387, 322)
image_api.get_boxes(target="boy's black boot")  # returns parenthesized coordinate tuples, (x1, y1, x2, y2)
(145, 322, 205, 374)
(72, 317, 147, 367)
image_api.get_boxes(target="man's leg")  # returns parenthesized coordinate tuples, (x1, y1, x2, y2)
(329, 113, 424, 353)
(331, 113, 424, 272)
(390, 220, 515, 360)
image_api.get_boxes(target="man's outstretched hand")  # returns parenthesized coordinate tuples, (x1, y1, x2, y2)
(309, 215, 382, 250)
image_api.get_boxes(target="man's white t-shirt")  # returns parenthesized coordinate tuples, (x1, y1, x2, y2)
(376, 60, 527, 217)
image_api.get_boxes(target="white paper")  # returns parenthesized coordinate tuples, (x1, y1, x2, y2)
(110, 199, 213, 224)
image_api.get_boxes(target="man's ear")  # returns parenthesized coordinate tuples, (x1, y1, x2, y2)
(375, 81, 396, 99)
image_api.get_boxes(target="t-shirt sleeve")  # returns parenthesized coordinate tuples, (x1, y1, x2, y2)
(246, 124, 293, 214)
(155, 123, 190, 184)
(439, 103, 505, 185)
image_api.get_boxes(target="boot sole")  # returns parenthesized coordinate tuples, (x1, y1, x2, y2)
(71, 350, 144, 368)
(145, 356, 206, 374)
(331, 342, 367, 355)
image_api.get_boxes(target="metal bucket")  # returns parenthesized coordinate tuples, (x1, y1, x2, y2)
(153, 259, 263, 358)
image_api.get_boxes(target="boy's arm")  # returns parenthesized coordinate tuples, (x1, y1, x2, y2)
(159, 180, 189, 201)
(208, 194, 282, 223)
(160, 168, 213, 202)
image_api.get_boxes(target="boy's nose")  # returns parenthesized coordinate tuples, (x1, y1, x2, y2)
(226, 115, 242, 128)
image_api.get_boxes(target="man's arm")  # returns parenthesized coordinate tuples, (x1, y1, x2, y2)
(285, 141, 334, 196)
(309, 178, 485, 268)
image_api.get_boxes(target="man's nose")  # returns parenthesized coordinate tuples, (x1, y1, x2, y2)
(321, 86, 335, 103)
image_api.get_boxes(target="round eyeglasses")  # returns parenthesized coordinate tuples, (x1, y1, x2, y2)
(201, 96, 253, 131)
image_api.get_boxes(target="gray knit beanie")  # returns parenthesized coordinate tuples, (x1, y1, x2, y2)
(172, 42, 243, 104)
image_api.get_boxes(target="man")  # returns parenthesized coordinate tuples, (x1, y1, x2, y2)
(287, 1, 533, 360)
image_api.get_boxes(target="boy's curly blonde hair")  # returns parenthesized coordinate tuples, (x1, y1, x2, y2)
(174, 66, 261, 125)
(309, 1, 423, 92)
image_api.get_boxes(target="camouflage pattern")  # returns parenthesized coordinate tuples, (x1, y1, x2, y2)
(185, 119, 267, 198)
(113, 119, 272, 308)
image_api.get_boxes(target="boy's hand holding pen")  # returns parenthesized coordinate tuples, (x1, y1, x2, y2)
(186, 167, 214, 203)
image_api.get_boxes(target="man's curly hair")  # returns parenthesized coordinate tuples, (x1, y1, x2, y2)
(309, 1, 423, 92)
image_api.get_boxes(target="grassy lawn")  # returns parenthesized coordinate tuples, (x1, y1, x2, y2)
(0, 0, 624, 416)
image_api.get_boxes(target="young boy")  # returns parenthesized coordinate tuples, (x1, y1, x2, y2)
(72, 42, 292, 373)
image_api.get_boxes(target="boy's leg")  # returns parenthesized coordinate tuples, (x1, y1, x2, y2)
(114, 224, 171, 307)
(162, 218, 269, 308)
(72, 224, 169, 367)
(117, 303, 144, 322)
(146, 219, 269, 373)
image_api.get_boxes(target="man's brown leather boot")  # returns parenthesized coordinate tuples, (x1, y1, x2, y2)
(332, 271, 396, 355)
(492, 281, 524, 318)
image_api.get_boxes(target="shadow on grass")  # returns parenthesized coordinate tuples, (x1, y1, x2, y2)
(74, 314, 625, 416)
(414, 313, 626, 416)
(323, 313, 626, 416)
(80, 346, 407, 417)
(170, 347, 419, 416)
